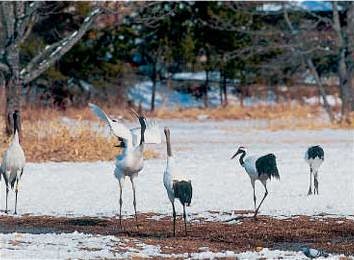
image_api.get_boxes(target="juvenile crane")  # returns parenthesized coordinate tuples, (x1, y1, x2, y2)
(0, 110, 26, 214)
(163, 127, 192, 236)
(89, 104, 161, 228)
(305, 145, 324, 195)
(231, 146, 279, 219)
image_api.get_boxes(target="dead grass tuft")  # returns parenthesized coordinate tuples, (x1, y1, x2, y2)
(0, 120, 159, 163)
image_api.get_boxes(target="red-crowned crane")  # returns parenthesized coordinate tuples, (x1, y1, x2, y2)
(1, 110, 26, 214)
(89, 103, 161, 228)
(305, 145, 324, 195)
(231, 146, 279, 219)
(163, 127, 192, 236)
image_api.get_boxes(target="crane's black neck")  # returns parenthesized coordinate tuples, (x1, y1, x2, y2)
(139, 117, 146, 145)
(164, 129, 172, 157)
(13, 111, 19, 133)
(239, 150, 246, 166)
(13, 110, 21, 143)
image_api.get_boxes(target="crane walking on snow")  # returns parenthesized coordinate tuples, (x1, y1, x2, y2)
(231, 146, 279, 219)
(1, 110, 26, 214)
(89, 103, 161, 228)
(163, 127, 192, 236)
(305, 145, 324, 195)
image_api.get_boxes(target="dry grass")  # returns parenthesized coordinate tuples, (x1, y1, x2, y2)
(0, 120, 159, 163)
(154, 103, 322, 120)
(154, 104, 354, 130)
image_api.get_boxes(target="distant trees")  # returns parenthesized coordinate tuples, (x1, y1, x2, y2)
(2, 1, 352, 126)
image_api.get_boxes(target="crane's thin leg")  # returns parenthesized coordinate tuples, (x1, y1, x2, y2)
(252, 180, 256, 211)
(314, 171, 319, 195)
(183, 204, 187, 236)
(172, 201, 176, 237)
(118, 180, 123, 229)
(14, 179, 19, 215)
(254, 183, 268, 219)
(308, 168, 313, 195)
(130, 177, 138, 229)
(5, 186, 9, 214)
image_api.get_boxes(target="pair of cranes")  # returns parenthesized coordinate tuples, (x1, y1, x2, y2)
(230, 145, 324, 219)
(89, 104, 192, 236)
(0, 106, 324, 237)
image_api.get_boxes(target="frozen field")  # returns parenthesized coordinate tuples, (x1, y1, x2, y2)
(0, 120, 352, 218)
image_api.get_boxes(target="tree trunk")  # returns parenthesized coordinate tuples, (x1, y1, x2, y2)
(332, 2, 353, 122)
(219, 71, 223, 106)
(338, 49, 353, 122)
(240, 85, 244, 108)
(150, 64, 157, 112)
(306, 58, 335, 122)
(5, 48, 22, 136)
(223, 73, 228, 106)
(204, 70, 209, 108)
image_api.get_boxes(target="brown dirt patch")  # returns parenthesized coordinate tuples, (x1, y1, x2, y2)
(0, 213, 353, 256)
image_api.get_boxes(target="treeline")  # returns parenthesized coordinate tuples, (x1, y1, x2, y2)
(0, 2, 353, 134)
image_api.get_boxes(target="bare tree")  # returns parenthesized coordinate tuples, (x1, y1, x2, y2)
(282, 6, 335, 122)
(202, 2, 354, 122)
(0, 2, 103, 135)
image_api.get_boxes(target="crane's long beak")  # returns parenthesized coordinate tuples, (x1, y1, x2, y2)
(231, 150, 240, 160)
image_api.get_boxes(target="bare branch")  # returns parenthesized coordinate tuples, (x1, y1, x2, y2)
(21, 8, 103, 84)
(0, 62, 10, 74)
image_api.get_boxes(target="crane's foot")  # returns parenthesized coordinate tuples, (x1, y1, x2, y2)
(307, 189, 312, 195)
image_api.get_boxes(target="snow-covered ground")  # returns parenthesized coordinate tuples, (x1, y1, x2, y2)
(0, 120, 352, 218)
(0, 232, 346, 259)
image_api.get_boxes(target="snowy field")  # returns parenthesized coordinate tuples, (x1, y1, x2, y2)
(0, 120, 353, 259)
(0, 120, 352, 218)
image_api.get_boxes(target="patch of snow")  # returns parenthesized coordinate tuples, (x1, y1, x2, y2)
(172, 71, 221, 81)
(79, 80, 93, 92)
(0, 233, 346, 260)
(304, 95, 341, 107)
(50, 46, 62, 57)
(71, 31, 78, 38)
(91, 8, 101, 16)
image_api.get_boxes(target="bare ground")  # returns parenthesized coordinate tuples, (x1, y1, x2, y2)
(0, 213, 353, 256)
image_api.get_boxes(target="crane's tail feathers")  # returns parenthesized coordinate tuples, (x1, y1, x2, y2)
(256, 153, 280, 180)
(173, 180, 193, 206)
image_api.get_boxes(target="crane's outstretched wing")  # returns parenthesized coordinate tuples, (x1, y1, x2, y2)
(130, 119, 161, 145)
(88, 103, 132, 143)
